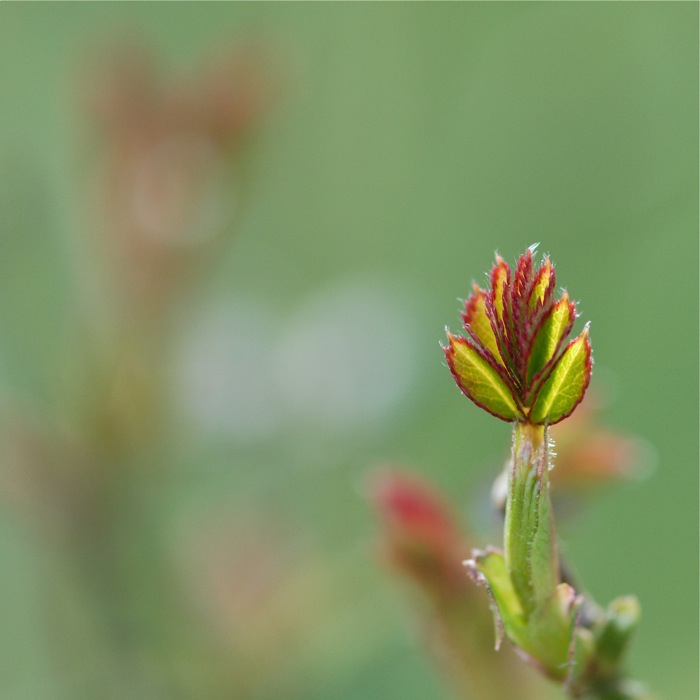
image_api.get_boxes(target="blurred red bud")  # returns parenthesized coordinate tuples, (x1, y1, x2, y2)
(368, 468, 471, 599)
(550, 391, 649, 490)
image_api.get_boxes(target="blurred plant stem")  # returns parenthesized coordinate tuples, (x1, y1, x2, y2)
(426, 588, 541, 700)
(370, 470, 549, 700)
(0, 39, 292, 700)
(470, 423, 646, 700)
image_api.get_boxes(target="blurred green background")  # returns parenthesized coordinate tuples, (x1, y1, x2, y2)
(0, 3, 697, 699)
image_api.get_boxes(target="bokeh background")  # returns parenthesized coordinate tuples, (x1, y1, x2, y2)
(0, 3, 697, 699)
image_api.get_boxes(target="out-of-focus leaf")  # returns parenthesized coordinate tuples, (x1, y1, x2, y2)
(594, 596, 641, 674)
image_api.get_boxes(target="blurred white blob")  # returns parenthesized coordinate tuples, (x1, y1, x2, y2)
(176, 299, 283, 439)
(175, 278, 416, 441)
(278, 280, 413, 429)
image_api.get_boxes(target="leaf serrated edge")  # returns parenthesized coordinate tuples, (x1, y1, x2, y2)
(464, 548, 506, 650)
(529, 326, 592, 425)
(462, 284, 505, 366)
(525, 294, 576, 395)
(443, 332, 525, 422)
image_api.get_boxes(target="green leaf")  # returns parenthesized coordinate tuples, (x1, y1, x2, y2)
(467, 548, 524, 650)
(462, 286, 504, 365)
(526, 293, 573, 384)
(470, 548, 580, 680)
(594, 596, 641, 673)
(528, 257, 553, 309)
(524, 583, 584, 681)
(491, 257, 509, 324)
(445, 333, 523, 422)
(568, 626, 596, 692)
(529, 328, 591, 425)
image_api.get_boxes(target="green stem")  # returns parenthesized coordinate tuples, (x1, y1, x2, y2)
(500, 423, 647, 700)
(504, 422, 558, 617)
